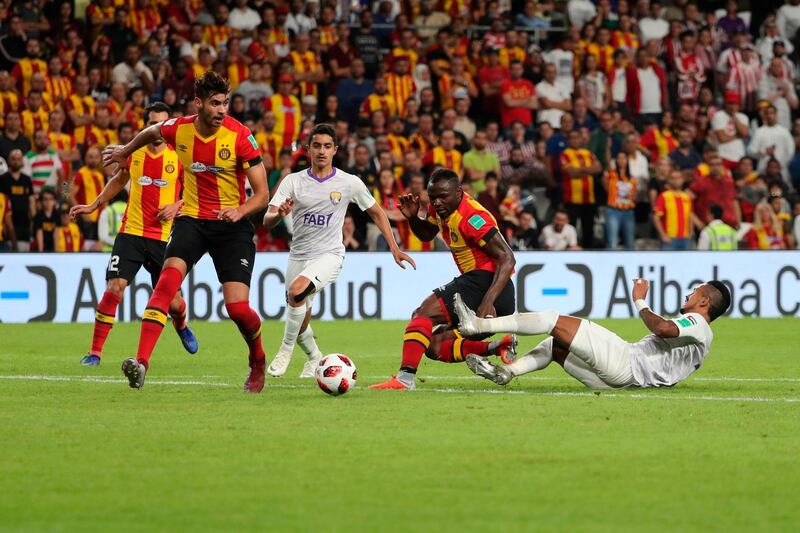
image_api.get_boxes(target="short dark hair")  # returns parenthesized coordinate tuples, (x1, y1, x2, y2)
(194, 71, 230, 101)
(308, 123, 337, 145)
(705, 281, 731, 321)
(709, 204, 723, 220)
(144, 102, 171, 123)
(429, 167, 459, 185)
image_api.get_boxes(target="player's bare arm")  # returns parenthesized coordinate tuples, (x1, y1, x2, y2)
(70, 168, 132, 219)
(262, 198, 293, 229)
(157, 199, 184, 221)
(399, 193, 439, 241)
(632, 278, 679, 338)
(217, 162, 269, 223)
(365, 203, 416, 270)
(475, 232, 516, 318)
(101, 122, 164, 171)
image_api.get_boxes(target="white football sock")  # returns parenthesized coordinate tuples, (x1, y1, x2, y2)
(279, 305, 307, 354)
(297, 326, 323, 360)
(476, 310, 559, 336)
(507, 337, 553, 376)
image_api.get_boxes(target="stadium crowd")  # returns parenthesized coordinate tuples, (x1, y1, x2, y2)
(0, 0, 799, 254)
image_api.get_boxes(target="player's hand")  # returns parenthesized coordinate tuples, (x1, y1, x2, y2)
(476, 301, 496, 319)
(398, 193, 421, 219)
(660, 235, 672, 244)
(215, 207, 244, 223)
(632, 278, 649, 301)
(392, 249, 416, 270)
(277, 198, 294, 217)
(158, 202, 182, 221)
(102, 144, 127, 171)
(69, 204, 95, 220)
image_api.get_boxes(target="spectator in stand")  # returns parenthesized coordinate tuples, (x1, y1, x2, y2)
(422, 129, 462, 178)
(793, 199, 800, 249)
(342, 214, 364, 252)
(577, 54, 609, 121)
(0, 112, 31, 162)
(463, 130, 500, 194)
(669, 127, 703, 171)
(588, 111, 623, 171)
(69, 146, 105, 251)
(478, 48, 509, 117)
(0, 149, 34, 250)
(536, 63, 571, 129)
(560, 129, 601, 249)
(759, 57, 798, 131)
(234, 62, 273, 112)
(540, 209, 580, 251)
(653, 170, 698, 251)
(777, 0, 800, 42)
(691, 154, 741, 227)
(55, 203, 81, 253)
(510, 211, 539, 250)
(712, 91, 749, 170)
(748, 103, 795, 183)
(626, 48, 667, 131)
(23, 130, 63, 196)
(743, 202, 786, 250)
(638, 1, 669, 44)
(477, 171, 502, 222)
(639, 112, 677, 162)
(603, 151, 637, 250)
(698, 204, 738, 251)
(499, 60, 537, 133)
(0, 185, 15, 250)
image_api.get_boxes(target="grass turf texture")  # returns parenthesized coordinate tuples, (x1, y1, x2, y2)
(0, 318, 798, 532)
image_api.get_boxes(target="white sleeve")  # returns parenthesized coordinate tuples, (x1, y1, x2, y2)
(566, 225, 578, 246)
(747, 129, 764, 158)
(671, 313, 710, 343)
(710, 112, 727, 132)
(697, 228, 710, 250)
(22, 156, 31, 178)
(97, 207, 114, 247)
(268, 173, 294, 207)
(349, 175, 376, 211)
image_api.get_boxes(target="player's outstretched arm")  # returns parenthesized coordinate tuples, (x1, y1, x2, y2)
(217, 163, 270, 223)
(365, 203, 416, 270)
(632, 278, 679, 338)
(102, 123, 164, 171)
(70, 168, 131, 220)
(262, 199, 293, 229)
(475, 233, 516, 317)
(398, 193, 439, 241)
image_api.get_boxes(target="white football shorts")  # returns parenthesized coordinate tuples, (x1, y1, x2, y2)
(568, 320, 636, 388)
(285, 253, 344, 310)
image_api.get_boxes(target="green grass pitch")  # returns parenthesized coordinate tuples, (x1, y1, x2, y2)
(0, 318, 798, 532)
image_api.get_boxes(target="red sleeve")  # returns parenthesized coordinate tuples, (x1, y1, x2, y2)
(235, 126, 262, 168)
(124, 156, 132, 171)
(499, 78, 511, 95)
(459, 208, 497, 246)
(10, 64, 21, 81)
(421, 150, 433, 166)
(653, 193, 665, 216)
(159, 116, 187, 147)
(743, 229, 758, 250)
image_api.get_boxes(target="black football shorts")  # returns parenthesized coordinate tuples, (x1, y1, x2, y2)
(433, 269, 516, 329)
(106, 233, 167, 285)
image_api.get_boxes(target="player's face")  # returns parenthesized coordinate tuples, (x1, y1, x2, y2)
(198, 93, 229, 128)
(148, 111, 170, 145)
(681, 285, 708, 314)
(428, 180, 462, 219)
(308, 134, 337, 169)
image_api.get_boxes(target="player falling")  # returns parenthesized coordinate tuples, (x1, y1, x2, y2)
(103, 72, 270, 392)
(71, 103, 198, 366)
(263, 123, 415, 378)
(371, 168, 517, 390)
(456, 279, 731, 389)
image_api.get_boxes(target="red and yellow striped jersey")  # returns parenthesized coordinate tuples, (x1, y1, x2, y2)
(424, 147, 462, 174)
(87, 126, 119, 150)
(318, 25, 336, 47)
(639, 127, 677, 162)
(49, 131, 76, 179)
(410, 133, 437, 155)
(256, 130, 283, 169)
(499, 47, 527, 68)
(227, 61, 250, 91)
(55, 222, 82, 252)
(612, 31, 639, 52)
(203, 25, 229, 49)
(586, 43, 615, 74)
(437, 72, 477, 110)
(122, 146, 182, 241)
(12, 58, 47, 96)
(263, 94, 301, 147)
(160, 115, 262, 220)
(360, 93, 397, 118)
(66, 94, 96, 144)
(44, 76, 73, 104)
(289, 50, 321, 98)
(560, 148, 597, 205)
(0, 193, 9, 240)
(427, 194, 502, 274)
(21, 108, 49, 141)
(389, 47, 418, 70)
(606, 170, 637, 210)
(654, 190, 692, 238)
(73, 167, 106, 222)
(127, 7, 161, 41)
(386, 73, 414, 116)
(387, 133, 410, 159)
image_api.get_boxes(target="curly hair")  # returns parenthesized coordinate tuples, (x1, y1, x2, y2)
(194, 71, 230, 101)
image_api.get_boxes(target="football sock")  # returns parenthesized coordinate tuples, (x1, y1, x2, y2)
(226, 301, 265, 366)
(170, 297, 188, 331)
(474, 310, 559, 336)
(437, 337, 491, 363)
(399, 316, 433, 378)
(278, 304, 307, 356)
(137, 267, 184, 368)
(507, 338, 553, 376)
(298, 326, 323, 360)
(90, 291, 122, 356)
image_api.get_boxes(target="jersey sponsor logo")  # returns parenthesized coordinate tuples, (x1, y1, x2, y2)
(165, 163, 175, 174)
(190, 162, 208, 172)
(329, 191, 342, 205)
(207, 165, 225, 173)
(302, 212, 334, 226)
(247, 134, 258, 149)
(153, 179, 168, 187)
(138, 176, 153, 186)
(468, 214, 486, 230)
(218, 146, 231, 160)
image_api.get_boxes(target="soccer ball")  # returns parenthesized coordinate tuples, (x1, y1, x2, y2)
(315, 354, 357, 396)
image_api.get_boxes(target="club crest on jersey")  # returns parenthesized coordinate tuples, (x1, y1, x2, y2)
(165, 163, 175, 174)
(330, 191, 342, 205)
(218, 146, 231, 160)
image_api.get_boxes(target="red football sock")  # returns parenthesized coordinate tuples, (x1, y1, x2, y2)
(170, 297, 187, 331)
(90, 291, 122, 356)
(437, 337, 491, 363)
(400, 316, 433, 373)
(136, 267, 184, 368)
(226, 301, 265, 366)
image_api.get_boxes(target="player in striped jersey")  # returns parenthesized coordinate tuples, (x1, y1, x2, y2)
(653, 170, 700, 251)
(70, 103, 198, 367)
(371, 169, 518, 390)
(102, 72, 269, 392)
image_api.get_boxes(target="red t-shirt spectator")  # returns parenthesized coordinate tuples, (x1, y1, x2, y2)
(499, 78, 535, 127)
(690, 171, 739, 226)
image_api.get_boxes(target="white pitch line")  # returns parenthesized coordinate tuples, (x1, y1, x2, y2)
(1, 375, 799, 403)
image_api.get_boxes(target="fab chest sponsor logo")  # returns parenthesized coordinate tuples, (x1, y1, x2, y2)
(302, 212, 334, 226)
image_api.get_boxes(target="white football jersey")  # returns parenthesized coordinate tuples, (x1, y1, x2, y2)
(629, 313, 714, 388)
(270, 167, 376, 260)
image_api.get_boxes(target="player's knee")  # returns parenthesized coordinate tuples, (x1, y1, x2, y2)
(425, 336, 442, 359)
(287, 280, 316, 306)
(106, 279, 126, 296)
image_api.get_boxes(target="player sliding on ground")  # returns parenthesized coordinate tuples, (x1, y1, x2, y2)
(371, 168, 517, 391)
(71, 103, 198, 366)
(102, 72, 270, 392)
(263, 123, 416, 378)
(455, 279, 731, 389)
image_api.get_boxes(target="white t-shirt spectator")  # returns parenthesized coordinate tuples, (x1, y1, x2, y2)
(748, 123, 795, 179)
(110, 61, 153, 89)
(794, 216, 800, 249)
(567, 0, 597, 30)
(638, 67, 662, 113)
(639, 16, 670, 43)
(285, 12, 317, 35)
(228, 6, 262, 32)
(535, 80, 571, 128)
(234, 80, 274, 111)
(611, 67, 626, 103)
(758, 75, 798, 130)
(627, 150, 650, 201)
(543, 49, 575, 95)
(711, 110, 748, 162)
(541, 223, 578, 251)
(777, 3, 800, 42)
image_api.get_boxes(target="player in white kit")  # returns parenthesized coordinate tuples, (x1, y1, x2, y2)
(455, 278, 731, 389)
(263, 124, 416, 377)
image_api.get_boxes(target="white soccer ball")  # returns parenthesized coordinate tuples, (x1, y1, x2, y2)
(315, 354, 357, 396)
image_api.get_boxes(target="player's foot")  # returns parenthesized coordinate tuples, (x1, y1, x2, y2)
(80, 354, 101, 366)
(121, 358, 147, 389)
(490, 334, 518, 364)
(299, 356, 321, 378)
(369, 375, 415, 390)
(453, 293, 481, 337)
(267, 350, 292, 377)
(244, 360, 266, 393)
(466, 354, 514, 386)
(177, 326, 199, 354)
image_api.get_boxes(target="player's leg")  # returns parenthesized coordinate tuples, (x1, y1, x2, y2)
(296, 254, 342, 377)
(427, 330, 517, 363)
(223, 281, 267, 393)
(296, 308, 324, 378)
(268, 273, 314, 376)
